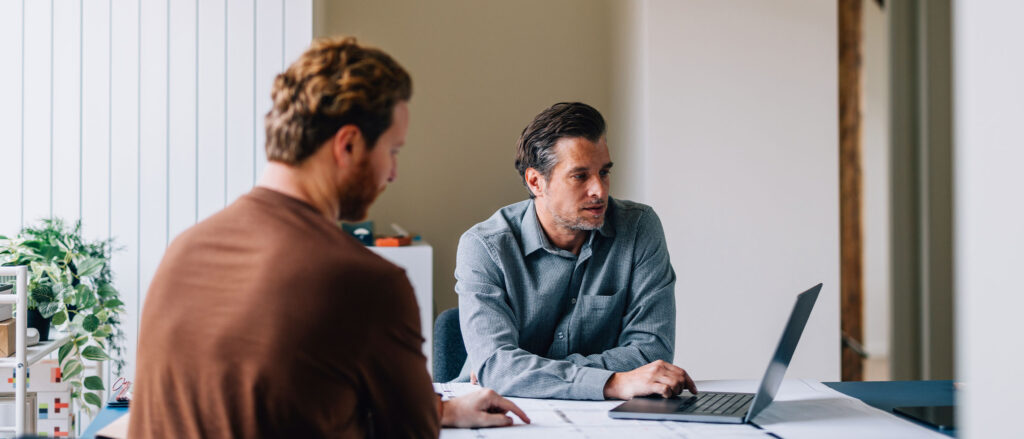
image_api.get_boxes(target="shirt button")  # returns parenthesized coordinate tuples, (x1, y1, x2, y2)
(571, 298, 577, 305)
(558, 332, 564, 339)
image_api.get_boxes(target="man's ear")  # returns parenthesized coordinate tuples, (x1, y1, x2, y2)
(525, 168, 546, 198)
(330, 124, 363, 168)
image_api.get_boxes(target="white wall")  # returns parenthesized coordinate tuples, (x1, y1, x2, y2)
(626, 0, 841, 381)
(953, 1, 1024, 435)
(863, 0, 891, 360)
(0, 0, 312, 382)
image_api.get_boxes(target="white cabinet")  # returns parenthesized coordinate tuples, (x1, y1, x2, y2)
(369, 242, 434, 376)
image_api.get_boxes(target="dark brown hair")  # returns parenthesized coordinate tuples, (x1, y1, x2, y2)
(514, 102, 606, 197)
(264, 37, 412, 164)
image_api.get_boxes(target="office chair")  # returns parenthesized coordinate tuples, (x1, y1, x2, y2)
(432, 307, 467, 382)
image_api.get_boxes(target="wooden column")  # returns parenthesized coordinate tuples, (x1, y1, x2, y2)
(838, 0, 865, 381)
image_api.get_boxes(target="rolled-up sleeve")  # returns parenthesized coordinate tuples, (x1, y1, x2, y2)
(564, 208, 676, 371)
(456, 232, 614, 400)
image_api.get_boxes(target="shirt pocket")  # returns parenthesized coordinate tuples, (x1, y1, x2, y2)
(578, 291, 625, 346)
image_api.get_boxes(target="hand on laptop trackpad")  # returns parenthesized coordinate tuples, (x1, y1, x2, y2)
(676, 395, 698, 410)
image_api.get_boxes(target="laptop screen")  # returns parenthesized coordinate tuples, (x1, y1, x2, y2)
(745, 283, 821, 422)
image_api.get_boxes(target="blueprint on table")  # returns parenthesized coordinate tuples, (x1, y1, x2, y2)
(436, 379, 949, 439)
(434, 382, 768, 438)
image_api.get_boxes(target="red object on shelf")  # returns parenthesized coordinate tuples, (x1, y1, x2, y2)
(375, 236, 412, 247)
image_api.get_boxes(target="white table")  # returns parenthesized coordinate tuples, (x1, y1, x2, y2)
(436, 379, 950, 438)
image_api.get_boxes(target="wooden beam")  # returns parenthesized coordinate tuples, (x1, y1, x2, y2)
(838, 0, 865, 381)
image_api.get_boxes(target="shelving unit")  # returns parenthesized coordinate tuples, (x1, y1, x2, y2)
(0, 265, 71, 436)
(370, 241, 434, 375)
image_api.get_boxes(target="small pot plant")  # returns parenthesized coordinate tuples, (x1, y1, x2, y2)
(0, 219, 125, 414)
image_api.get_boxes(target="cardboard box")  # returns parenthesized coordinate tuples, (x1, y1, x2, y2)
(0, 318, 14, 357)
(37, 417, 73, 437)
(36, 391, 71, 421)
(0, 360, 70, 392)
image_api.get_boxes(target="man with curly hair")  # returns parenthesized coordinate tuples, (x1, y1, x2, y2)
(130, 37, 527, 438)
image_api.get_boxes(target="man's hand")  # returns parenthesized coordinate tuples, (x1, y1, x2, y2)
(603, 360, 698, 400)
(441, 388, 531, 428)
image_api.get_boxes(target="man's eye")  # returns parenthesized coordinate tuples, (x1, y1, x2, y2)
(600, 170, 610, 177)
(573, 174, 586, 180)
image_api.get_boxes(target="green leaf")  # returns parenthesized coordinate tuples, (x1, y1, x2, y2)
(83, 315, 99, 332)
(38, 301, 61, 319)
(84, 376, 104, 391)
(84, 392, 102, 408)
(82, 345, 110, 361)
(75, 257, 104, 278)
(52, 310, 68, 326)
(71, 390, 80, 399)
(29, 282, 56, 304)
(70, 381, 82, 389)
(92, 326, 111, 338)
(73, 284, 98, 309)
(58, 343, 74, 365)
(102, 298, 124, 309)
(47, 265, 65, 285)
(97, 283, 118, 299)
(63, 360, 84, 379)
(81, 293, 98, 309)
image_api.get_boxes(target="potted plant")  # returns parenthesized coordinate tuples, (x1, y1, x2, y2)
(0, 219, 126, 414)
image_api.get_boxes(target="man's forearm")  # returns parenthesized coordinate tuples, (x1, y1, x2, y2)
(564, 345, 659, 371)
(473, 350, 616, 400)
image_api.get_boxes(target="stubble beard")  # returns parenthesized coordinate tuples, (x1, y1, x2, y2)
(546, 203, 604, 232)
(336, 158, 381, 222)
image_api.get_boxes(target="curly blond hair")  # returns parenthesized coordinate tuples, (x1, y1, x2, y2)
(264, 37, 412, 164)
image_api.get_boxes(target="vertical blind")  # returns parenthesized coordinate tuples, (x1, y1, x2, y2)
(0, 0, 312, 382)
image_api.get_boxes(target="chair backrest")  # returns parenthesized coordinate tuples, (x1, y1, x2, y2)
(432, 307, 467, 382)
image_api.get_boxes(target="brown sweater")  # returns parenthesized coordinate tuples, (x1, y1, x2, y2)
(129, 187, 440, 438)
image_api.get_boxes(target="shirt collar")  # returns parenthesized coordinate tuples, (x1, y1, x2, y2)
(522, 200, 549, 256)
(597, 197, 617, 238)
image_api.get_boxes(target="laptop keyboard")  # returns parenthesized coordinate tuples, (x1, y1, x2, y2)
(676, 392, 753, 416)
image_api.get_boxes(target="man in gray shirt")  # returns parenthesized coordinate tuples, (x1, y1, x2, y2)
(455, 102, 698, 401)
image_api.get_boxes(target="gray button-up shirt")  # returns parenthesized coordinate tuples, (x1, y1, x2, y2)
(455, 197, 676, 400)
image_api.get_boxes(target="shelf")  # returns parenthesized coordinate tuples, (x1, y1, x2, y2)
(0, 332, 72, 368)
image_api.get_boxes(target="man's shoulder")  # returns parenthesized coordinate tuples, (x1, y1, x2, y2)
(463, 199, 532, 241)
(168, 192, 404, 282)
(609, 197, 659, 226)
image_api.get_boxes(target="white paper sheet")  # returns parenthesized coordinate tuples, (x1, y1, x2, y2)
(435, 380, 949, 438)
(435, 383, 768, 438)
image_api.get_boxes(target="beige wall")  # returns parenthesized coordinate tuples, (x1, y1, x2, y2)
(316, 0, 614, 317)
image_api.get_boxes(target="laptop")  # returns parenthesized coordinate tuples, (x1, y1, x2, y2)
(608, 283, 821, 424)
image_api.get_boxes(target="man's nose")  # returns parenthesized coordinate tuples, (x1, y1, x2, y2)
(388, 162, 398, 183)
(587, 176, 608, 199)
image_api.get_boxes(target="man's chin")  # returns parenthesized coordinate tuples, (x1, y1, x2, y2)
(337, 202, 373, 223)
(570, 219, 604, 231)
